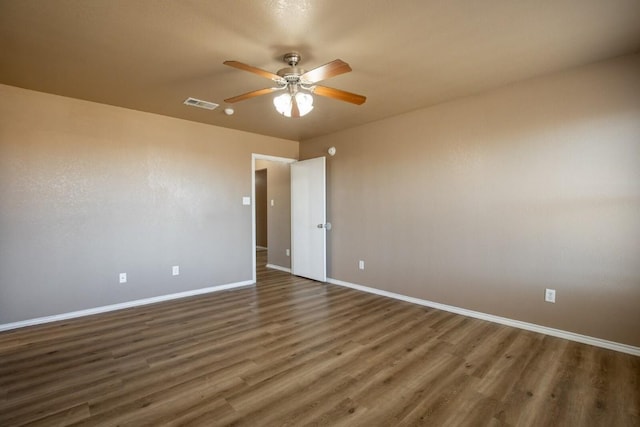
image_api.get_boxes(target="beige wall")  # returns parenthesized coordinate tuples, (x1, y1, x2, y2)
(301, 54, 640, 347)
(255, 159, 292, 269)
(0, 84, 298, 324)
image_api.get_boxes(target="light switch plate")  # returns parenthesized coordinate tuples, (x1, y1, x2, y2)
(242, 196, 251, 205)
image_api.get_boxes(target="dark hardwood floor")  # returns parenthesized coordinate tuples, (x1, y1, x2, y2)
(1, 251, 638, 426)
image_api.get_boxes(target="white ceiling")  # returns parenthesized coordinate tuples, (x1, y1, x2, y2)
(1, 0, 639, 141)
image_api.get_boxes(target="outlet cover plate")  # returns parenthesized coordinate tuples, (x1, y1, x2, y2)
(545, 288, 556, 303)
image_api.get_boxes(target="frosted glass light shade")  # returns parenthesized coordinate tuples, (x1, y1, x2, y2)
(273, 92, 314, 117)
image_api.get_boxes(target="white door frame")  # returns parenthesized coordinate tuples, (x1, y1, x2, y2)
(251, 153, 296, 283)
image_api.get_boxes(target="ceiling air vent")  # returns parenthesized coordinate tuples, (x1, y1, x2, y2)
(183, 97, 219, 110)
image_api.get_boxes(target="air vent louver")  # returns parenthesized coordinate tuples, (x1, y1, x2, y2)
(183, 97, 219, 110)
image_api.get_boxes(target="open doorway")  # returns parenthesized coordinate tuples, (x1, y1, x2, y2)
(255, 168, 268, 251)
(251, 154, 296, 282)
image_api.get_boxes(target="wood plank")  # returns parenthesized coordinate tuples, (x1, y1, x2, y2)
(0, 252, 638, 426)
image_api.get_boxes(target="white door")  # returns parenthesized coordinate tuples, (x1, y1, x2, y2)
(291, 157, 327, 282)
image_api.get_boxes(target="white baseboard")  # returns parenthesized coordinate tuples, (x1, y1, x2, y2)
(0, 280, 255, 332)
(266, 264, 291, 273)
(327, 278, 640, 356)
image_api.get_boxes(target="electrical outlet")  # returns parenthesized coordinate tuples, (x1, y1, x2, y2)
(545, 288, 556, 303)
(172, 265, 180, 276)
(286, 249, 290, 256)
(119, 273, 127, 284)
(359, 260, 365, 270)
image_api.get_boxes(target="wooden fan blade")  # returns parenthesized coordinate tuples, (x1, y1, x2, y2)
(313, 85, 366, 105)
(224, 60, 282, 81)
(301, 59, 352, 83)
(224, 87, 276, 103)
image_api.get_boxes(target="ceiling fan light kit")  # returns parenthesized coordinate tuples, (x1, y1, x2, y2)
(224, 52, 366, 118)
(274, 91, 314, 117)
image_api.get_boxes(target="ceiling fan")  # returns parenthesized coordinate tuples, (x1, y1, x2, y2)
(223, 52, 366, 118)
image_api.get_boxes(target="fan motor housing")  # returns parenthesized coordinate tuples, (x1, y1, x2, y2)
(277, 67, 305, 83)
